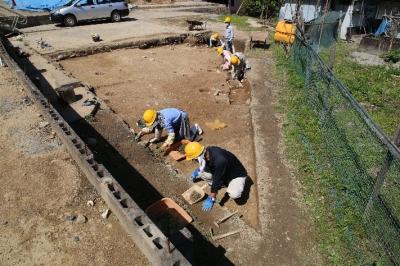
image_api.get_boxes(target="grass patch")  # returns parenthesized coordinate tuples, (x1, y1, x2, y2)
(321, 42, 400, 136)
(272, 42, 396, 265)
(383, 49, 400, 63)
(272, 43, 354, 264)
(215, 14, 259, 32)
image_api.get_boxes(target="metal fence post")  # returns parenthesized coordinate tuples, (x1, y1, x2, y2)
(363, 124, 400, 219)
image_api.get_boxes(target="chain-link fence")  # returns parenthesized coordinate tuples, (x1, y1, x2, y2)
(290, 37, 400, 264)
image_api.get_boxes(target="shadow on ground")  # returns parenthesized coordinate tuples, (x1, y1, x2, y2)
(2, 36, 234, 266)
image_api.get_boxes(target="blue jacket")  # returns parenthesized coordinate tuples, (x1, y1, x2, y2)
(159, 108, 185, 133)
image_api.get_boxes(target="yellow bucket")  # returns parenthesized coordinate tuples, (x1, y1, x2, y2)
(274, 20, 296, 44)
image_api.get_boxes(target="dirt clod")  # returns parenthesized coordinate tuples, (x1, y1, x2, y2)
(49, 131, 56, 139)
(101, 209, 111, 219)
(64, 215, 76, 221)
(76, 214, 87, 224)
(38, 121, 49, 128)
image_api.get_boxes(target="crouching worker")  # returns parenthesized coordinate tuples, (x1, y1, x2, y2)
(185, 142, 248, 212)
(230, 52, 250, 81)
(209, 32, 221, 48)
(135, 108, 203, 149)
(217, 46, 232, 70)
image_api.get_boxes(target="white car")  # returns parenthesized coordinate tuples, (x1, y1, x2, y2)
(50, 0, 130, 27)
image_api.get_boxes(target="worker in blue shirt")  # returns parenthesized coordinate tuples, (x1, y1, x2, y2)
(184, 142, 248, 212)
(224, 16, 235, 53)
(135, 108, 202, 149)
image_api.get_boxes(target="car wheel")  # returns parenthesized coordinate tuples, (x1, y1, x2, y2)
(64, 15, 76, 27)
(111, 11, 121, 22)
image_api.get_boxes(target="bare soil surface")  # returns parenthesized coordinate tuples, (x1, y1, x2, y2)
(130, 0, 189, 5)
(7, 38, 263, 265)
(4, 7, 323, 262)
(248, 51, 323, 265)
(13, 6, 220, 55)
(0, 67, 149, 265)
(61, 44, 259, 229)
(67, 105, 261, 265)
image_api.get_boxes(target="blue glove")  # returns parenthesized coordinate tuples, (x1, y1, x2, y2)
(190, 168, 200, 182)
(202, 196, 215, 212)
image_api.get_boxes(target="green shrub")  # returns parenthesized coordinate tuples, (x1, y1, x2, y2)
(241, 0, 280, 19)
(383, 49, 400, 63)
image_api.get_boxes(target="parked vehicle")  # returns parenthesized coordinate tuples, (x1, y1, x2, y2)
(50, 0, 130, 27)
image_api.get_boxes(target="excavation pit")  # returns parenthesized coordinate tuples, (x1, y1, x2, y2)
(61, 44, 258, 228)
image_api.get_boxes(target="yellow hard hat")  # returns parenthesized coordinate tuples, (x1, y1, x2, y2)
(230, 55, 240, 65)
(143, 109, 157, 127)
(212, 32, 219, 39)
(217, 46, 224, 55)
(185, 141, 205, 161)
(224, 16, 231, 23)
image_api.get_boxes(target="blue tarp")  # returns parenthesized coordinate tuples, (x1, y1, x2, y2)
(4, 0, 71, 12)
(374, 18, 391, 37)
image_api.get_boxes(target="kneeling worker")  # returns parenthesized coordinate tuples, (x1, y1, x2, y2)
(230, 52, 250, 81)
(136, 108, 202, 149)
(217, 46, 233, 71)
(209, 32, 221, 48)
(185, 142, 247, 212)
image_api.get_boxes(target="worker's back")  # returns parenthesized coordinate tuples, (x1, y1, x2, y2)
(205, 146, 247, 183)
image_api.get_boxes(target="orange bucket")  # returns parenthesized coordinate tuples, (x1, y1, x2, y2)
(145, 198, 192, 236)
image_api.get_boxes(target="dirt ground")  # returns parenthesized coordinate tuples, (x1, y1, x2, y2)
(14, 5, 221, 55)
(0, 67, 149, 265)
(129, 0, 188, 5)
(248, 52, 323, 265)
(2, 2, 325, 261)
(61, 44, 259, 229)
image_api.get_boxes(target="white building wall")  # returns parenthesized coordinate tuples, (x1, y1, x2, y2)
(278, 1, 400, 40)
(279, 1, 321, 22)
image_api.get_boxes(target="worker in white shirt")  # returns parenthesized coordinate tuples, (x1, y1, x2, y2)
(224, 16, 235, 53)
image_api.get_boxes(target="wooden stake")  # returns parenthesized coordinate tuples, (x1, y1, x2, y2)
(214, 210, 238, 228)
(363, 124, 400, 219)
(210, 228, 242, 241)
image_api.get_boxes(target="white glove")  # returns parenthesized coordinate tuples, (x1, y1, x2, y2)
(141, 127, 152, 134)
(162, 132, 175, 148)
(149, 127, 162, 143)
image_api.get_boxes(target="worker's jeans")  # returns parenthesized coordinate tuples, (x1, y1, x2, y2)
(225, 41, 233, 53)
(198, 172, 246, 199)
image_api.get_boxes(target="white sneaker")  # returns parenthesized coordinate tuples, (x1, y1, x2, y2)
(195, 123, 203, 135)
